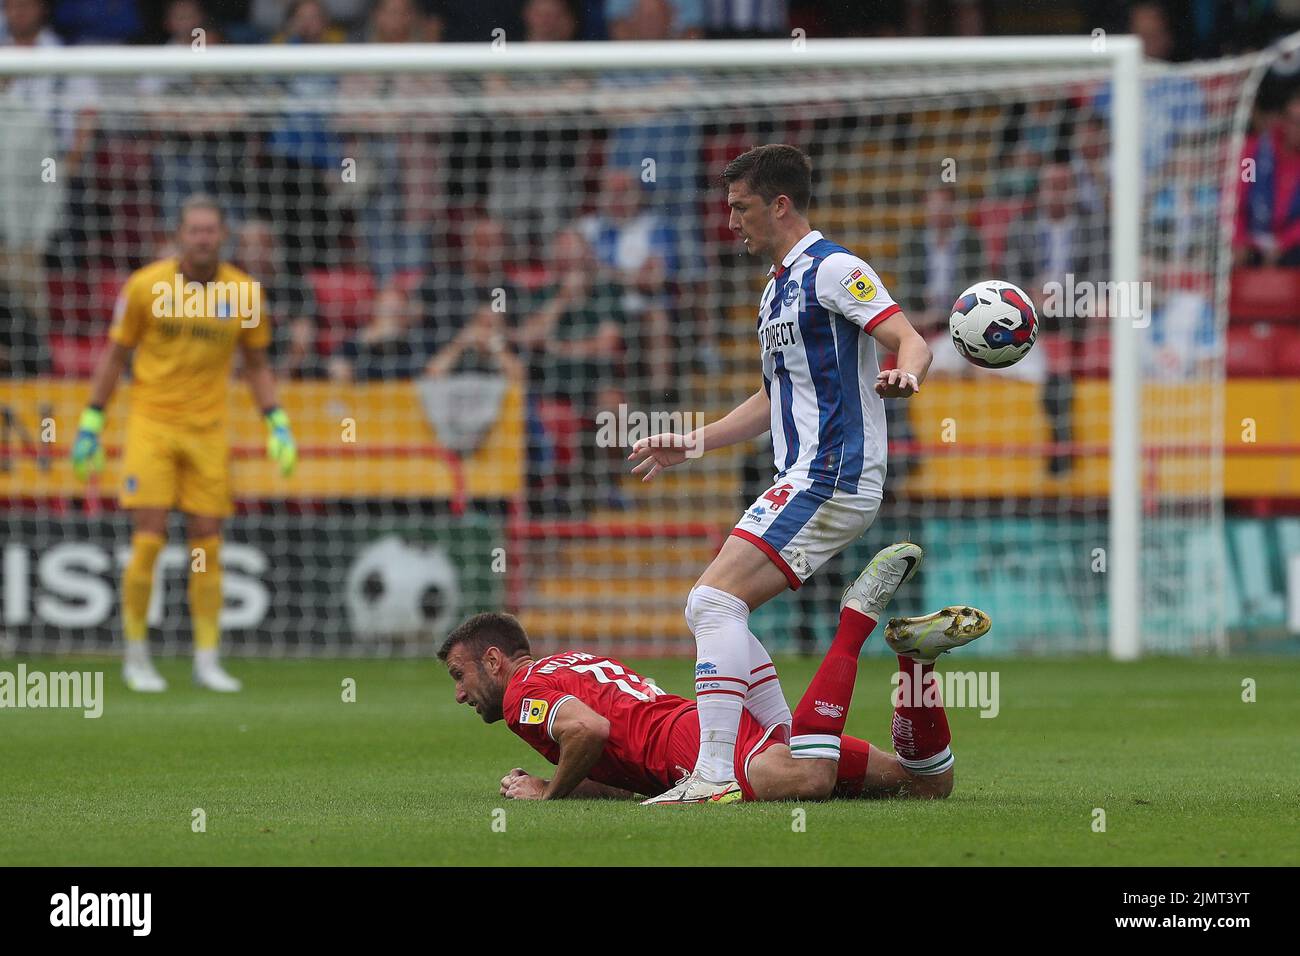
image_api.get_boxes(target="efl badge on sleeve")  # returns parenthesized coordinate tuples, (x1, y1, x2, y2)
(840, 268, 877, 303)
(520, 698, 549, 725)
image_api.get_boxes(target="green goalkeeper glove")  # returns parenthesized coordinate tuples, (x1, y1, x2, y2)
(71, 406, 106, 481)
(264, 407, 297, 478)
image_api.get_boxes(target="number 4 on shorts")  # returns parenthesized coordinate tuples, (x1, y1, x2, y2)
(762, 483, 794, 510)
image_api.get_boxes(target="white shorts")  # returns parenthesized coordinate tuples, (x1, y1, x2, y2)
(731, 475, 881, 589)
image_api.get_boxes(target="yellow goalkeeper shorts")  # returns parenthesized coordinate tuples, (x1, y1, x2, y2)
(119, 414, 232, 518)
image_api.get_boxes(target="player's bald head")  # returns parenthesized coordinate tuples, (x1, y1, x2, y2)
(722, 144, 812, 214)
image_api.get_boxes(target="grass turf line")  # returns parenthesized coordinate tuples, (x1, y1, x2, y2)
(2, 656, 1297, 866)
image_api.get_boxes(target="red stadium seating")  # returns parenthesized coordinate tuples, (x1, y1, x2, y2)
(49, 335, 101, 378)
(1036, 333, 1110, 378)
(47, 273, 92, 328)
(47, 270, 128, 332)
(1274, 325, 1300, 373)
(1226, 322, 1281, 377)
(1079, 332, 1111, 378)
(1228, 267, 1300, 323)
(93, 271, 127, 319)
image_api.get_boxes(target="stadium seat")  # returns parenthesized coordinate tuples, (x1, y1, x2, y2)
(1225, 323, 1280, 377)
(1080, 332, 1111, 378)
(1228, 267, 1300, 323)
(46, 273, 92, 328)
(92, 271, 128, 319)
(1041, 335, 1071, 375)
(49, 335, 100, 378)
(1273, 325, 1300, 374)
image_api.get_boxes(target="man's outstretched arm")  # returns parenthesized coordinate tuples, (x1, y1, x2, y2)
(502, 698, 610, 800)
(500, 768, 633, 800)
(628, 386, 769, 482)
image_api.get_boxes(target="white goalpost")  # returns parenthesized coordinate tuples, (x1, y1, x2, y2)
(0, 35, 1254, 659)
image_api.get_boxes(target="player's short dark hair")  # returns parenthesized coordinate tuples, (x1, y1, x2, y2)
(177, 193, 226, 228)
(437, 612, 532, 663)
(721, 144, 813, 213)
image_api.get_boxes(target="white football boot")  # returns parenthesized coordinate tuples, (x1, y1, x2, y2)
(640, 770, 742, 806)
(193, 650, 243, 692)
(122, 657, 168, 693)
(885, 606, 992, 662)
(841, 542, 924, 620)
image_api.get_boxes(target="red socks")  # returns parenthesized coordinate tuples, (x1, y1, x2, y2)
(833, 734, 872, 796)
(789, 606, 877, 761)
(890, 656, 954, 775)
(788, 618, 956, 780)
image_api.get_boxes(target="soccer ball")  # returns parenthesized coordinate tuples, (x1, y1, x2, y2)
(948, 279, 1039, 369)
(344, 535, 460, 640)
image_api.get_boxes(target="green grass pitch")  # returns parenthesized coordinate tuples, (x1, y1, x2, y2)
(3, 655, 1297, 866)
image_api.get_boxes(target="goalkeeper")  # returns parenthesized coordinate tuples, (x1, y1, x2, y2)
(71, 195, 297, 692)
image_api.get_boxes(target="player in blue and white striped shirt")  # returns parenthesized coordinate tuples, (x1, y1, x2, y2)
(629, 144, 935, 804)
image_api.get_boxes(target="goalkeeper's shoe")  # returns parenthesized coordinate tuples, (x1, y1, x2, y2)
(193, 659, 242, 693)
(640, 770, 742, 806)
(885, 606, 992, 662)
(123, 659, 167, 693)
(841, 542, 924, 620)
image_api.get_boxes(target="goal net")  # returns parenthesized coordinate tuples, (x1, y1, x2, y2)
(0, 38, 1267, 658)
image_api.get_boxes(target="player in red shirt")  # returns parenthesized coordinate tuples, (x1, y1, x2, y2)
(438, 606, 990, 802)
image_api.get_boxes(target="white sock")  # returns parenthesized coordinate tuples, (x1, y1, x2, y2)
(194, 648, 219, 671)
(744, 632, 792, 737)
(124, 641, 150, 667)
(687, 585, 751, 783)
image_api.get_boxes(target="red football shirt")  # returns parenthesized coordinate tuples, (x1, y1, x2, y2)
(503, 651, 695, 796)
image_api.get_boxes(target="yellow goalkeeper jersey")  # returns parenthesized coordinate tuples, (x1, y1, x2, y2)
(109, 258, 269, 428)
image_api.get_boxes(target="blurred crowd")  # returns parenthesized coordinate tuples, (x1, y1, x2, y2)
(2, 0, 1300, 507)
(1, 0, 1295, 50)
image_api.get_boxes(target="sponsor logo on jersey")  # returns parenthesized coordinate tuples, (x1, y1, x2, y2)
(695, 661, 717, 676)
(124, 475, 137, 493)
(520, 698, 548, 725)
(758, 319, 797, 354)
(840, 268, 876, 303)
(742, 505, 766, 523)
(814, 700, 844, 719)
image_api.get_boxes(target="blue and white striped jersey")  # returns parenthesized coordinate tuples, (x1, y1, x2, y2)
(757, 230, 900, 497)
